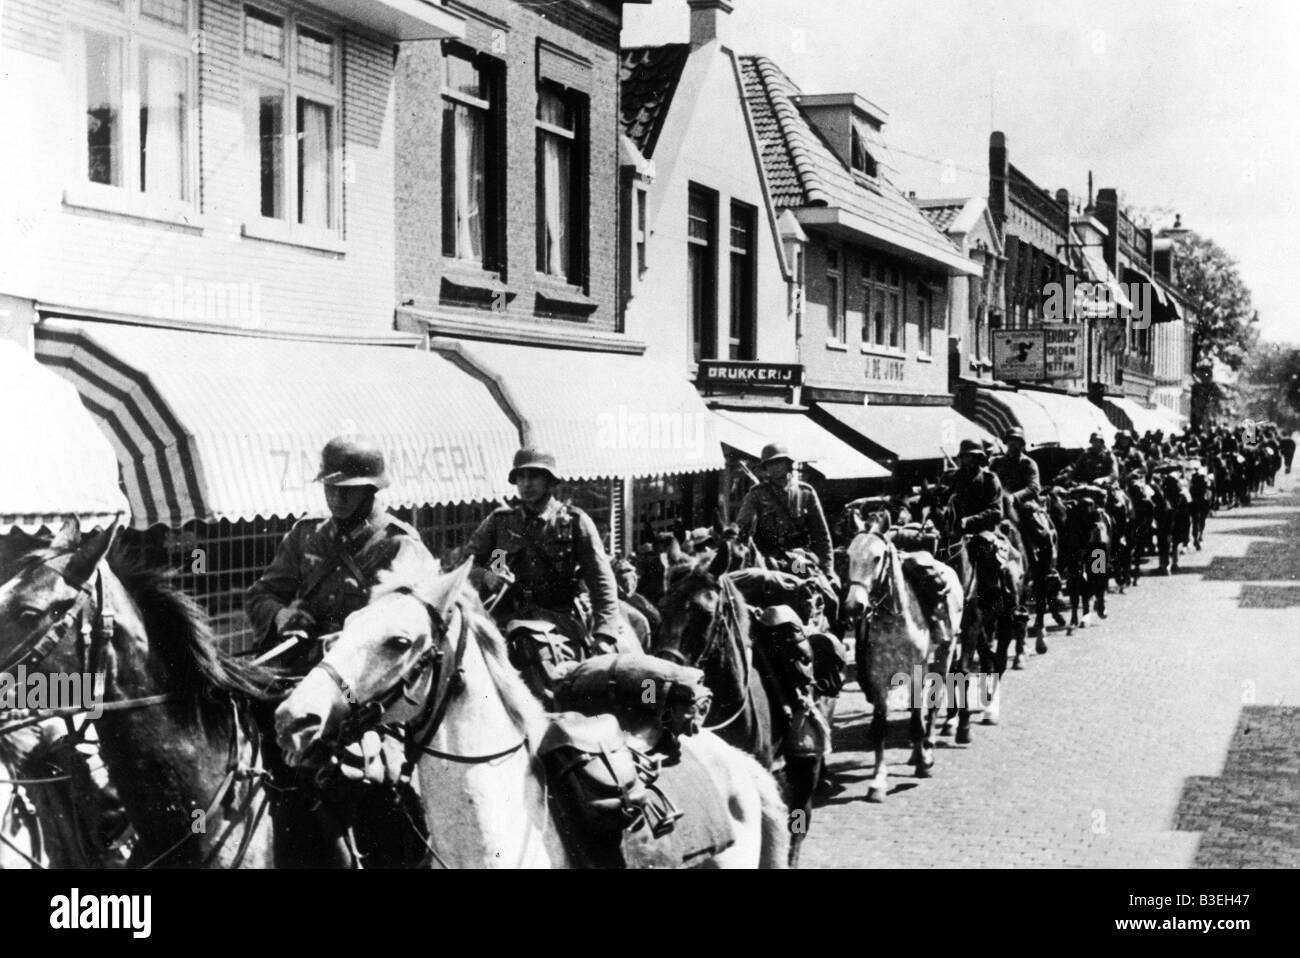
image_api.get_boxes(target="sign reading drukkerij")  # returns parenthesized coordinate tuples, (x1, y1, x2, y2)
(697, 360, 804, 389)
(1043, 324, 1084, 379)
(993, 330, 1045, 381)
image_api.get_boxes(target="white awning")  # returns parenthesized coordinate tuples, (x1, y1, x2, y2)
(0, 339, 128, 531)
(710, 409, 889, 480)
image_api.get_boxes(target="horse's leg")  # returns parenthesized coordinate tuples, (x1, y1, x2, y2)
(783, 755, 820, 867)
(866, 686, 890, 803)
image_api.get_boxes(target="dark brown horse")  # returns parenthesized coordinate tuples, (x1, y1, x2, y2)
(654, 551, 821, 867)
(0, 519, 282, 867)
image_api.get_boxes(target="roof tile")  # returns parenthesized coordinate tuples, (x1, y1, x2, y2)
(619, 44, 690, 159)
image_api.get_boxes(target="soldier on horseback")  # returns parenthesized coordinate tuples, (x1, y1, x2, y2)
(735, 442, 840, 627)
(1112, 430, 1149, 480)
(990, 428, 1054, 656)
(1060, 431, 1119, 485)
(464, 448, 629, 657)
(950, 439, 1020, 616)
(245, 435, 435, 867)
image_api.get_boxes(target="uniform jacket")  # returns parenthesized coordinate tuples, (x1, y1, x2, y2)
(1113, 446, 1148, 478)
(1064, 448, 1118, 484)
(990, 454, 1041, 506)
(735, 480, 833, 571)
(245, 503, 429, 646)
(949, 468, 1006, 535)
(463, 497, 620, 637)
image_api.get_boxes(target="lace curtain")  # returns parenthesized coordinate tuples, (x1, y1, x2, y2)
(140, 47, 186, 200)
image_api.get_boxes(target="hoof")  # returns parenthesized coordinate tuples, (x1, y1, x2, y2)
(1066, 626, 1075, 636)
(1035, 636, 1049, 655)
(939, 722, 954, 736)
(1079, 619, 1088, 629)
(955, 726, 972, 745)
(867, 787, 886, 804)
(915, 762, 933, 779)
(1011, 654, 1025, 671)
(1097, 608, 1107, 619)
(982, 713, 998, 726)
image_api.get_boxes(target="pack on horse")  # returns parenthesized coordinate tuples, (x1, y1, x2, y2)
(0, 518, 283, 868)
(841, 510, 963, 801)
(653, 541, 829, 868)
(1054, 485, 1112, 634)
(275, 557, 790, 869)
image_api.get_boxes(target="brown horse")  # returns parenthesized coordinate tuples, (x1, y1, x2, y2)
(0, 519, 281, 867)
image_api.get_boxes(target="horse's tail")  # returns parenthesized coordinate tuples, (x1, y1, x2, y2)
(749, 758, 790, 870)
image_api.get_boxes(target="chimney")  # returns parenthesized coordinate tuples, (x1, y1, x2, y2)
(988, 131, 1008, 237)
(1095, 188, 1119, 271)
(688, 0, 733, 50)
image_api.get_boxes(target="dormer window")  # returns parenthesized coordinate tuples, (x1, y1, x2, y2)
(850, 125, 877, 179)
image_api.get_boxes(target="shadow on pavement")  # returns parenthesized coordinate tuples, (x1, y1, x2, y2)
(1197, 493, 1300, 605)
(1174, 705, 1300, 867)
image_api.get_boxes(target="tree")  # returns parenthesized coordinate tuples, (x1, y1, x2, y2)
(1169, 232, 1259, 427)
(1240, 341, 1300, 429)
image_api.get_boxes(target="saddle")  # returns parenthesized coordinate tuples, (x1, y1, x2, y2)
(505, 617, 586, 707)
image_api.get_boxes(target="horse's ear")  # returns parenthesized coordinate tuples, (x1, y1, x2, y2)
(58, 519, 118, 588)
(50, 516, 82, 552)
(705, 541, 730, 579)
(427, 557, 474, 619)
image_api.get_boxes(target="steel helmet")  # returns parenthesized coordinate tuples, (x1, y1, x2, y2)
(315, 436, 390, 489)
(508, 448, 559, 484)
(958, 438, 987, 462)
(755, 604, 804, 632)
(760, 442, 795, 466)
(1003, 427, 1025, 444)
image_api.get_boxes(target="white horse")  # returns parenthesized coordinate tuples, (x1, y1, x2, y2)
(842, 525, 963, 802)
(275, 556, 789, 869)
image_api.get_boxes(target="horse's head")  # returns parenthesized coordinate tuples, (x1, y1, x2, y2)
(653, 566, 726, 667)
(841, 526, 894, 629)
(0, 518, 117, 674)
(275, 555, 474, 767)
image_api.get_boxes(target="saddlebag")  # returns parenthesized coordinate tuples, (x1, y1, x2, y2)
(538, 712, 681, 838)
(506, 619, 585, 706)
(891, 521, 940, 556)
(553, 654, 713, 741)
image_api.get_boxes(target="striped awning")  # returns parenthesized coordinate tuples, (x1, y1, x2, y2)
(0, 339, 128, 532)
(972, 388, 1062, 449)
(1018, 390, 1115, 450)
(428, 339, 724, 481)
(1103, 396, 1173, 438)
(710, 409, 889, 480)
(813, 402, 995, 464)
(35, 320, 519, 529)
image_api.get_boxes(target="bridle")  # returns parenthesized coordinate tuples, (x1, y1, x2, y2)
(847, 532, 902, 627)
(317, 592, 528, 785)
(656, 574, 746, 733)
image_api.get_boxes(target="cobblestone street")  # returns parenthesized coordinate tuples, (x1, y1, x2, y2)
(805, 471, 1300, 868)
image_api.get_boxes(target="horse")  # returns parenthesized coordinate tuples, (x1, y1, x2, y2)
(0, 518, 280, 868)
(1156, 470, 1193, 573)
(655, 546, 825, 867)
(1102, 482, 1135, 592)
(1189, 468, 1212, 550)
(1058, 490, 1111, 634)
(274, 557, 789, 868)
(842, 518, 963, 802)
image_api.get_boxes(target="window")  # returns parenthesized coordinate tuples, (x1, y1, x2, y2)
(850, 125, 877, 178)
(918, 293, 933, 355)
(687, 186, 717, 361)
(826, 248, 845, 344)
(442, 47, 502, 268)
(634, 186, 648, 277)
(888, 291, 903, 350)
(536, 83, 588, 284)
(728, 201, 756, 360)
(67, 0, 194, 206)
(242, 5, 339, 233)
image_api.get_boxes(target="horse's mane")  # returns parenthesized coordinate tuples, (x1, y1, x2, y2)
(109, 560, 282, 724)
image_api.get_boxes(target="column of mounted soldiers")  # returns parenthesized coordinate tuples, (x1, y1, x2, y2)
(240, 424, 1291, 865)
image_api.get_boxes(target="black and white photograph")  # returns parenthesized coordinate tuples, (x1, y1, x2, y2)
(0, 0, 1295, 925)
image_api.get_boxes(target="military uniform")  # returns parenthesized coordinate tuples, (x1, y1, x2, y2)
(1063, 447, 1118, 484)
(735, 480, 833, 572)
(464, 496, 621, 640)
(246, 502, 430, 668)
(950, 468, 1006, 535)
(1113, 445, 1148, 478)
(990, 452, 1040, 523)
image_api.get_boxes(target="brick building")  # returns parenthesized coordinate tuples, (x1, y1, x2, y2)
(0, 0, 536, 648)
(393, 0, 720, 554)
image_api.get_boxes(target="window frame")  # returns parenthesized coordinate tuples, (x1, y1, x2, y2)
(728, 199, 757, 361)
(687, 183, 718, 362)
(64, 0, 200, 220)
(826, 245, 846, 347)
(240, 1, 343, 243)
(535, 80, 589, 287)
(440, 43, 504, 272)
